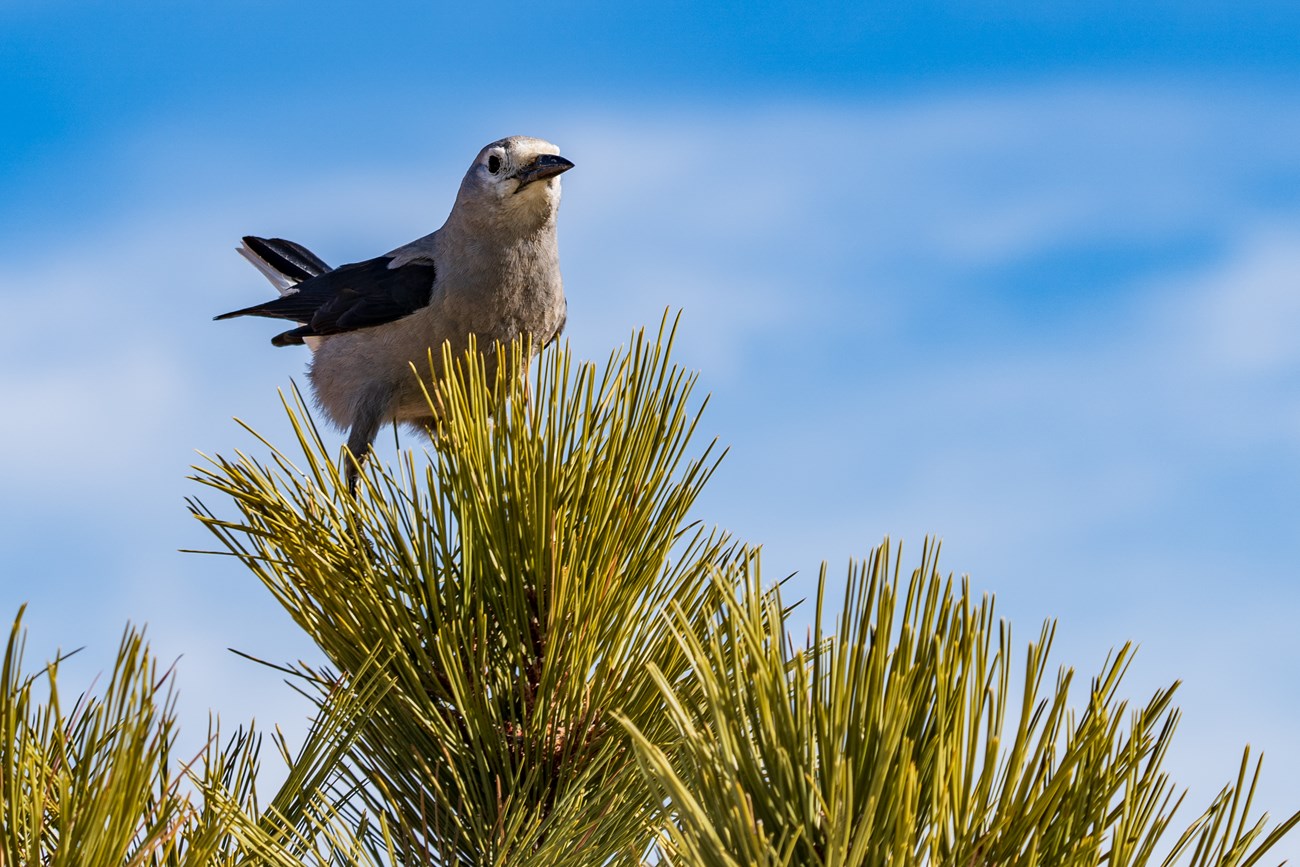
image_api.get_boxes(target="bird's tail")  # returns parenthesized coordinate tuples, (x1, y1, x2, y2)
(236, 236, 333, 296)
(229, 236, 334, 350)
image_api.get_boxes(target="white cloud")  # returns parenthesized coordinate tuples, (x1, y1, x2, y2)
(1180, 225, 1300, 377)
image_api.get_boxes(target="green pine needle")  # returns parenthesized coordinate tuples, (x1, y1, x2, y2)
(6, 316, 1292, 866)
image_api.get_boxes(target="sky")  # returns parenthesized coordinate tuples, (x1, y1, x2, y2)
(3, 0, 1300, 855)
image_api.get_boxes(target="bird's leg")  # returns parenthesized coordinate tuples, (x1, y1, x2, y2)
(343, 429, 372, 494)
(343, 390, 388, 494)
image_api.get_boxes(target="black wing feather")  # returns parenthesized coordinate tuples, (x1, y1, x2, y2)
(216, 254, 437, 346)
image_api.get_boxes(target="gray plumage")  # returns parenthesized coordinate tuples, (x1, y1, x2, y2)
(216, 136, 573, 486)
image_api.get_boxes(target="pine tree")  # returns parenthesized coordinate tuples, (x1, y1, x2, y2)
(3, 319, 1296, 865)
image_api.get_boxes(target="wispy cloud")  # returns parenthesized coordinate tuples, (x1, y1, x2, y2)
(3, 82, 1298, 848)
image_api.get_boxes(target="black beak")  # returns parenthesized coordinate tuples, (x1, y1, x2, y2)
(514, 154, 575, 190)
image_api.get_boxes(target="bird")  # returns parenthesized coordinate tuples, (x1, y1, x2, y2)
(216, 136, 574, 489)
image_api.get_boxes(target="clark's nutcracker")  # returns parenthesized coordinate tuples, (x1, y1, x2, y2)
(216, 136, 574, 487)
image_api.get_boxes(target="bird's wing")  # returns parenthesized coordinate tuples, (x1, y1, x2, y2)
(215, 254, 437, 346)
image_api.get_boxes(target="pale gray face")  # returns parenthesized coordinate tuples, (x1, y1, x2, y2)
(458, 136, 574, 224)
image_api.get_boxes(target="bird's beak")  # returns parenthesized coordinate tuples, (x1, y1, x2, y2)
(514, 154, 575, 191)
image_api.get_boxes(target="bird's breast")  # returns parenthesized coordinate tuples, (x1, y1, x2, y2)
(433, 235, 564, 340)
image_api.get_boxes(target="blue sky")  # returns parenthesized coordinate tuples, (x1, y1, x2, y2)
(3, 0, 1300, 853)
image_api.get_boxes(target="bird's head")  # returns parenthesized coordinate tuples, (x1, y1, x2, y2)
(454, 136, 574, 232)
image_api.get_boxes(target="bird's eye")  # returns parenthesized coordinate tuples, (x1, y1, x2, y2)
(487, 155, 502, 174)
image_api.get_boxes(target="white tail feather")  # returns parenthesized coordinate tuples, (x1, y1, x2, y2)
(237, 241, 298, 296)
